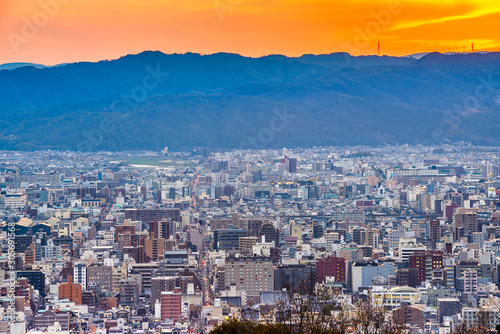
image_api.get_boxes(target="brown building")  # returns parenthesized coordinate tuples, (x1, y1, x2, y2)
(209, 213, 247, 231)
(81, 290, 95, 306)
(0, 278, 32, 304)
(179, 269, 202, 293)
(151, 276, 178, 304)
(59, 275, 82, 305)
(24, 243, 35, 268)
(100, 296, 118, 310)
(124, 245, 146, 263)
(394, 303, 424, 329)
(429, 219, 441, 241)
(114, 222, 136, 242)
(239, 237, 258, 251)
(270, 247, 280, 264)
(165, 238, 176, 251)
(363, 226, 380, 248)
(149, 220, 175, 239)
(145, 238, 165, 261)
(117, 233, 133, 249)
(247, 220, 263, 237)
(396, 268, 420, 288)
(454, 209, 479, 239)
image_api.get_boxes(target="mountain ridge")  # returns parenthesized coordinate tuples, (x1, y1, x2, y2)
(1, 51, 500, 151)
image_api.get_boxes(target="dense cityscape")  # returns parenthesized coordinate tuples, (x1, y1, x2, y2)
(2, 0, 500, 333)
(0, 144, 498, 333)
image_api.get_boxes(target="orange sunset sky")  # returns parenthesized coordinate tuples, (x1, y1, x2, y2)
(1, 0, 499, 65)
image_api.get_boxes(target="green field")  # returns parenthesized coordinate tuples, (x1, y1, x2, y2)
(107, 156, 197, 168)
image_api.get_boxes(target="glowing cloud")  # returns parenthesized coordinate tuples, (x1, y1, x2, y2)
(0, 0, 498, 65)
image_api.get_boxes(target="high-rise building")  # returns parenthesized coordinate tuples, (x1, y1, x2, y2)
(145, 238, 165, 261)
(325, 232, 340, 254)
(351, 261, 397, 292)
(87, 264, 113, 294)
(409, 250, 443, 285)
(455, 260, 491, 290)
(284, 157, 297, 173)
(274, 265, 314, 292)
(58, 275, 82, 305)
(114, 222, 136, 242)
(259, 223, 279, 247)
(444, 261, 455, 289)
(124, 245, 146, 263)
(358, 245, 373, 258)
(160, 287, 182, 321)
(214, 229, 248, 250)
(454, 209, 479, 239)
(364, 226, 379, 248)
(431, 268, 447, 287)
(17, 270, 46, 299)
(151, 276, 178, 304)
(429, 219, 441, 241)
(248, 220, 264, 237)
(313, 222, 324, 239)
(41, 239, 61, 260)
(81, 291, 95, 307)
(130, 263, 159, 293)
(420, 194, 432, 212)
(352, 227, 366, 245)
(73, 263, 87, 291)
(463, 269, 478, 294)
(149, 220, 175, 240)
(316, 256, 346, 283)
(119, 279, 139, 306)
(395, 268, 420, 288)
(225, 256, 274, 301)
(239, 236, 258, 251)
(125, 208, 181, 223)
(24, 243, 35, 268)
(290, 224, 302, 240)
(14, 235, 33, 254)
(399, 239, 426, 262)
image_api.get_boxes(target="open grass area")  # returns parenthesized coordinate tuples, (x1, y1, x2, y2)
(107, 156, 197, 168)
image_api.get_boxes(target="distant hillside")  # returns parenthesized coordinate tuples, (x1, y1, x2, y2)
(0, 63, 46, 70)
(0, 51, 499, 151)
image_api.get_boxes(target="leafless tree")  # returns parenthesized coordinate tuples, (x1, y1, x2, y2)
(272, 279, 407, 334)
(451, 309, 494, 334)
(211, 277, 408, 334)
(352, 296, 407, 334)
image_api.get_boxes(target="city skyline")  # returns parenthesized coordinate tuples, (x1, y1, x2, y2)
(3, 1, 500, 332)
